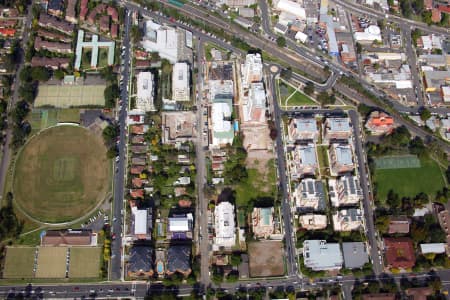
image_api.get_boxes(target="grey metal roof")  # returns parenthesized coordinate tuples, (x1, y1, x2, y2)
(342, 242, 368, 269)
(336, 145, 353, 166)
(128, 246, 153, 273)
(341, 176, 362, 196)
(300, 145, 317, 166)
(294, 118, 318, 133)
(300, 179, 326, 211)
(328, 118, 351, 132)
(167, 245, 191, 273)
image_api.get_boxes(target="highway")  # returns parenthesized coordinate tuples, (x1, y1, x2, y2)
(0, 5, 33, 202)
(110, 8, 132, 281)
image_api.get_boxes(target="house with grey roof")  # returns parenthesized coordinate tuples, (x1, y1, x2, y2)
(166, 244, 191, 276)
(323, 117, 352, 143)
(303, 240, 343, 271)
(329, 143, 354, 176)
(127, 245, 154, 278)
(290, 144, 318, 179)
(342, 242, 369, 269)
(288, 118, 319, 143)
(294, 178, 327, 212)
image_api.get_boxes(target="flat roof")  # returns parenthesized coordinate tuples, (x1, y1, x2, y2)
(134, 210, 148, 235)
(303, 240, 343, 270)
(342, 242, 369, 269)
(75, 30, 115, 70)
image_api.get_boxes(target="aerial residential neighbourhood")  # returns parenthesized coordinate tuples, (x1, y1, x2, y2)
(0, 0, 449, 298)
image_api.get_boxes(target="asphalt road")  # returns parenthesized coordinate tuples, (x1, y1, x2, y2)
(110, 9, 132, 281)
(348, 110, 382, 275)
(194, 37, 210, 286)
(0, 5, 33, 202)
(268, 74, 298, 277)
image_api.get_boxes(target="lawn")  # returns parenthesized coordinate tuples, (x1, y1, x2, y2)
(56, 109, 80, 123)
(235, 160, 276, 207)
(35, 247, 68, 278)
(277, 79, 316, 106)
(81, 48, 93, 70)
(98, 47, 110, 68)
(69, 247, 101, 278)
(374, 156, 447, 201)
(3, 247, 36, 278)
(317, 146, 330, 177)
(13, 125, 110, 223)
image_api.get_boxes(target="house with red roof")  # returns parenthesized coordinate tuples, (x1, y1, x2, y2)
(365, 111, 396, 136)
(130, 165, 145, 175)
(0, 28, 15, 37)
(384, 237, 416, 270)
(107, 6, 119, 22)
(80, 0, 89, 21)
(130, 189, 144, 199)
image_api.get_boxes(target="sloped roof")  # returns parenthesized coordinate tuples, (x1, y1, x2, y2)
(167, 245, 191, 273)
(128, 246, 153, 273)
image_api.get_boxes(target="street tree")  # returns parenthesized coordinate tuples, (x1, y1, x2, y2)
(303, 81, 314, 95)
(276, 36, 286, 47)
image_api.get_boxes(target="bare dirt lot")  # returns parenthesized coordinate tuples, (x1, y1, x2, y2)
(248, 241, 284, 277)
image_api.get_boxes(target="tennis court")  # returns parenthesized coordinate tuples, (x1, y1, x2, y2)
(374, 155, 421, 170)
(34, 84, 106, 108)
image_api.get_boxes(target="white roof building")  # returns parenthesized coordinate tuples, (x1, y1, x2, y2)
(172, 62, 190, 102)
(329, 143, 355, 176)
(303, 240, 343, 271)
(354, 25, 382, 43)
(276, 0, 306, 20)
(243, 83, 266, 123)
(211, 99, 234, 147)
(242, 53, 263, 87)
(332, 208, 363, 231)
(299, 214, 327, 230)
(420, 243, 446, 254)
(290, 144, 318, 179)
(214, 202, 236, 248)
(288, 118, 319, 143)
(420, 34, 442, 51)
(134, 209, 148, 235)
(328, 176, 362, 207)
(136, 72, 155, 112)
(142, 20, 179, 63)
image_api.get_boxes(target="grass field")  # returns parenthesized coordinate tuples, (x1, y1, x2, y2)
(235, 160, 276, 207)
(374, 156, 446, 201)
(248, 241, 284, 277)
(29, 109, 81, 133)
(35, 247, 67, 278)
(277, 80, 316, 106)
(13, 125, 110, 223)
(34, 84, 106, 108)
(68, 247, 101, 278)
(3, 247, 36, 278)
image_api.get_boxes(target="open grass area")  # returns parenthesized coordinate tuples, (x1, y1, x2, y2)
(277, 79, 316, 106)
(235, 159, 276, 207)
(56, 109, 80, 123)
(13, 125, 110, 223)
(317, 146, 330, 177)
(81, 48, 93, 70)
(98, 47, 109, 68)
(35, 247, 67, 278)
(374, 156, 447, 201)
(3, 247, 36, 278)
(69, 247, 101, 278)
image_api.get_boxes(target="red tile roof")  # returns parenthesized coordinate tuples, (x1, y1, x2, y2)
(0, 19, 17, 28)
(80, 0, 89, 20)
(107, 6, 119, 22)
(424, 0, 433, 10)
(132, 177, 144, 188)
(130, 189, 144, 199)
(0, 28, 15, 36)
(438, 5, 450, 13)
(130, 165, 145, 175)
(432, 8, 442, 22)
(384, 237, 416, 269)
(131, 125, 145, 134)
(111, 23, 118, 39)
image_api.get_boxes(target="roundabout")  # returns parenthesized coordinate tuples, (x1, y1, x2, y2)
(13, 125, 111, 223)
